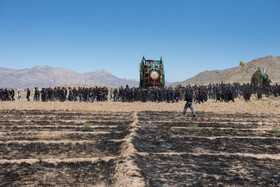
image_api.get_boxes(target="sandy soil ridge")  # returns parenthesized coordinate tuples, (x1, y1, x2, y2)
(113, 111, 145, 187)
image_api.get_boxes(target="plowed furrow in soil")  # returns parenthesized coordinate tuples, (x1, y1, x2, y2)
(1, 109, 131, 115)
(170, 129, 279, 137)
(0, 109, 143, 186)
(0, 126, 129, 133)
(138, 117, 270, 123)
(136, 154, 280, 186)
(136, 127, 280, 138)
(0, 141, 123, 159)
(134, 135, 280, 154)
(0, 157, 116, 164)
(134, 111, 280, 186)
(137, 111, 279, 121)
(0, 119, 132, 126)
(0, 160, 116, 186)
(0, 118, 133, 124)
(2, 114, 132, 119)
(137, 151, 280, 160)
(138, 121, 266, 126)
(1, 109, 280, 186)
(0, 131, 129, 141)
(137, 121, 264, 128)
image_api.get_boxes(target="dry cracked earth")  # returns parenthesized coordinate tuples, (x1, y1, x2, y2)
(0, 109, 280, 186)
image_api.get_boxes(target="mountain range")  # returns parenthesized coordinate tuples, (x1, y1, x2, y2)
(1, 55, 279, 88)
(0, 66, 139, 88)
(171, 55, 280, 87)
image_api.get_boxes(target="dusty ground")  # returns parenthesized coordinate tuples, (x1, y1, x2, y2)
(1, 96, 280, 114)
(0, 98, 280, 186)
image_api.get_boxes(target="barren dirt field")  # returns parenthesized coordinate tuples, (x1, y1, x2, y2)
(0, 98, 280, 186)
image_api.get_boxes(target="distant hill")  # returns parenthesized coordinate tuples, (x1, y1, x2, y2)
(171, 55, 280, 87)
(83, 69, 138, 88)
(0, 66, 139, 88)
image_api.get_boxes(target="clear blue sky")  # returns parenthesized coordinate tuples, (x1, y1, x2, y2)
(0, 0, 279, 82)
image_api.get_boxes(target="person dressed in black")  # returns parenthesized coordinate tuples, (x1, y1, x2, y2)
(10, 89, 15, 101)
(26, 88, 30, 101)
(182, 89, 196, 117)
(34, 87, 40, 101)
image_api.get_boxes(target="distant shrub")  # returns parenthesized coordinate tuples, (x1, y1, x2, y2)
(83, 123, 92, 131)
(272, 126, 279, 133)
(188, 123, 198, 132)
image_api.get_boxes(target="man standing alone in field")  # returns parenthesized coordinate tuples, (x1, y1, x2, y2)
(182, 89, 196, 117)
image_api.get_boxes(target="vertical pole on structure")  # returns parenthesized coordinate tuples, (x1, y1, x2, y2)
(153, 60, 155, 87)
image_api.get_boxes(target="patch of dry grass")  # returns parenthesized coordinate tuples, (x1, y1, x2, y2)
(26, 133, 68, 140)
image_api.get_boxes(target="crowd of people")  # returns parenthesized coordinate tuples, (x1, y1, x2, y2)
(0, 83, 279, 103)
(31, 87, 109, 102)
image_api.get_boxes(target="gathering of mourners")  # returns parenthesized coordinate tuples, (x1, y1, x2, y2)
(0, 82, 279, 103)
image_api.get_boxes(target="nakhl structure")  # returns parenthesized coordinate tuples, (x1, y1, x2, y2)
(139, 56, 165, 88)
(251, 67, 271, 87)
